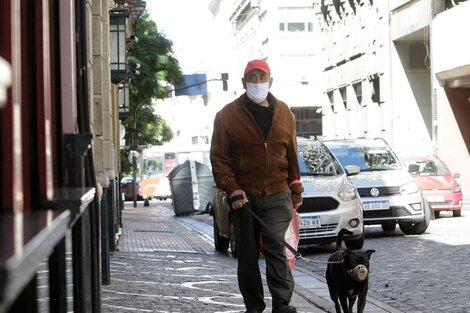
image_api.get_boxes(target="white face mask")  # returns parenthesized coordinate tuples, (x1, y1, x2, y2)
(246, 82, 270, 104)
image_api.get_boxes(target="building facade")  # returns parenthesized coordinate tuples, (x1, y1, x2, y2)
(208, 0, 324, 135)
(314, 0, 470, 198)
(0, 0, 145, 311)
(431, 0, 470, 200)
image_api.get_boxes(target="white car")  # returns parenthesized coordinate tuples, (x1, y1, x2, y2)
(139, 174, 172, 202)
(209, 136, 365, 256)
(324, 138, 432, 235)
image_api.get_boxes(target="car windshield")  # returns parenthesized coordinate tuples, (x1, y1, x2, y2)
(329, 145, 401, 171)
(406, 159, 449, 176)
(298, 143, 343, 176)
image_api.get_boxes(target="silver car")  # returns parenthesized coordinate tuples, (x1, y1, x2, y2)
(209, 137, 365, 256)
(323, 138, 432, 235)
(296, 138, 364, 249)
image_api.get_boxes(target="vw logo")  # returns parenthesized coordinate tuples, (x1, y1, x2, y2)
(370, 188, 380, 197)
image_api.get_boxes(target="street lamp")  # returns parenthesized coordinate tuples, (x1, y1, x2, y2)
(110, 9, 129, 84)
(118, 82, 130, 119)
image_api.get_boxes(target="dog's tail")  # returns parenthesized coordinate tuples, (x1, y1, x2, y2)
(336, 229, 353, 250)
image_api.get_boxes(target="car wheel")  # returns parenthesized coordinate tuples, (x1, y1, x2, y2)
(207, 202, 214, 216)
(381, 221, 396, 231)
(205, 202, 212, 214)
(144, 198, 150, 207)
(213, 215, 229, 252)
(345, 231, 364, 250)
(434, 211, 440, 219)
(398, 219, 429, 235)
(229, 222, 237, 258)
(453, 210, 462, 217)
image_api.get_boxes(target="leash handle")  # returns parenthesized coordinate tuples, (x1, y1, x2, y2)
(227, 194, 245, 207)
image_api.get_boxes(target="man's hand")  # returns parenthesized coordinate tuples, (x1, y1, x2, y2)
(293, 201, 302, 211)
(291, 193, 303, 211)
(290, 182, 304, 211)
(229, 189, 248, 209)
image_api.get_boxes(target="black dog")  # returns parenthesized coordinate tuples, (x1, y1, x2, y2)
(325, 229, 375, 313)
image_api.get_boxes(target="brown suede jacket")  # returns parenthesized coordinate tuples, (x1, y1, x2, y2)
(210, 93, 301, 197)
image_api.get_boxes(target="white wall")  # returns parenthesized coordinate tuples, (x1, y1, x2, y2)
(390, 42, 433, 157)
(433, 1, 470, 80)
(432, 2, 470, 201)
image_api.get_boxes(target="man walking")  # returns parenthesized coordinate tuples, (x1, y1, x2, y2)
(210, 59, 303, 313)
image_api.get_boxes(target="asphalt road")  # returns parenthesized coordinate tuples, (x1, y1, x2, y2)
(182, 202, 470, 313)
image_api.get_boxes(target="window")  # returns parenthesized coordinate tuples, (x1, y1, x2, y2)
(327, 90, 335, 113)
(329, 146, 401, 171)
(298, 143, 342, 175)
(279, 22, 313, 32)
(339, 87, 347, 109)
(291, 107, 322, 136)
(288, 23, 305, 32)
(370, 74, 381, 104)
(353, 82, 362, 106)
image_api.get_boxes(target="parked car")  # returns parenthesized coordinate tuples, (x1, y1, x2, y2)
(120, 176, 142, 201)
(209, 136, 365, 257)
(404, 155, 463, 218)
(323, 138, 432, 235)
(210, 188, 236, 256)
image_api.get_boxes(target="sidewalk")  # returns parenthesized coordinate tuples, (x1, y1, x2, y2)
(101, 204, 402, 313)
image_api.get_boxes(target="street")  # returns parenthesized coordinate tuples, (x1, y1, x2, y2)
(297, 208, 470, 313)
(176, 202, 470, 313)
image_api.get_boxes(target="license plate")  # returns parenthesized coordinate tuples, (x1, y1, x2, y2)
(427, 195, 444, 203)
(300, 216, 321, 229)
(363, 200, 390, 211)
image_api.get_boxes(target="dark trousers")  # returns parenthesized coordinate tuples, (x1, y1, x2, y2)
(231, 189, 295, 312)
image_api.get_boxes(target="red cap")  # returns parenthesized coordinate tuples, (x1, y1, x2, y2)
(244, 59, 271, 75)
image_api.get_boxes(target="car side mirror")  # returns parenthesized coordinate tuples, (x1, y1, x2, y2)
(344, 165, 360, 176)
(454, 172, 460, 178)
(408, 164, 419, 174)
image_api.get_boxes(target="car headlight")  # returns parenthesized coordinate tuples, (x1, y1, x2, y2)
(453, 184, 461, 193)
(338, 181, 357, 201)
(400, 181, 420, 194)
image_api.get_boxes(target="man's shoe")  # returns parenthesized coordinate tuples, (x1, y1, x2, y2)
(273, 304, 297, 313)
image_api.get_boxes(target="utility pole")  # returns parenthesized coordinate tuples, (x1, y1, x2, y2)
(132, 152, 137, 208)
(132, 100, 145, 208)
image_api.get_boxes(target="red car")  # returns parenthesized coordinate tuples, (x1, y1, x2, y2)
(404, 156, 463, 218)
